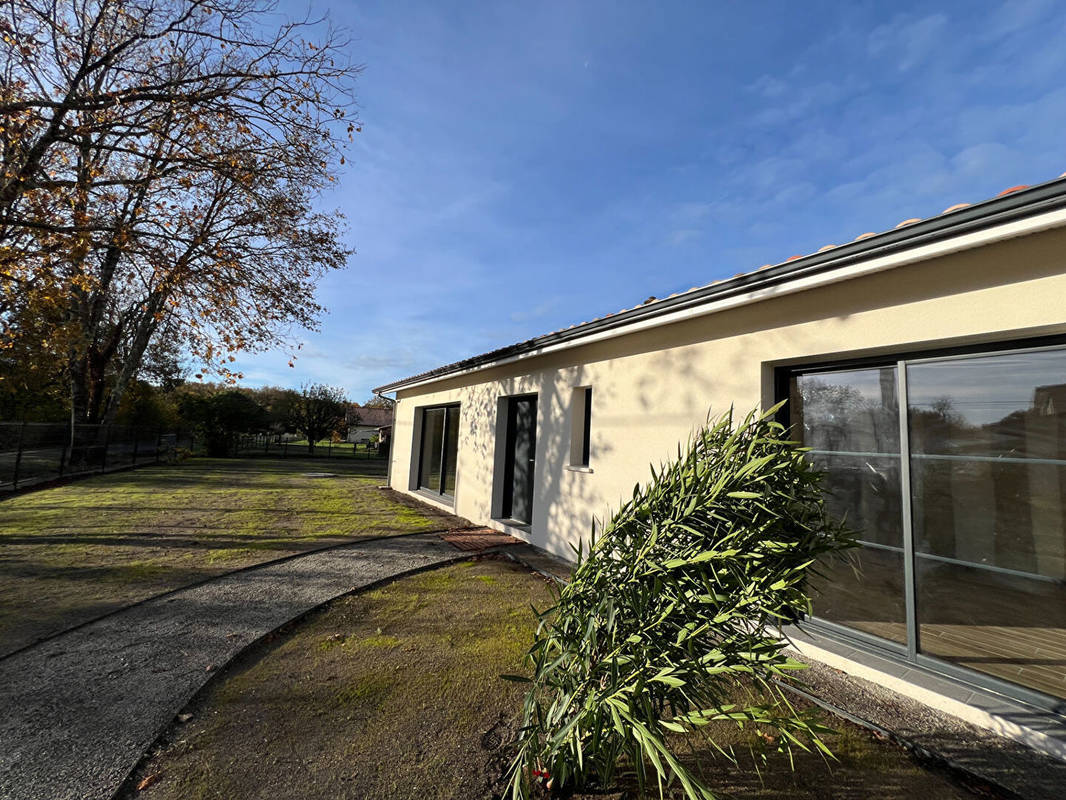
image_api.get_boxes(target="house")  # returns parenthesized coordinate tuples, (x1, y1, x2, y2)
(375, 175, 1066, 759)
(376, 423, 393, 452)
(344, 405, 394, 444)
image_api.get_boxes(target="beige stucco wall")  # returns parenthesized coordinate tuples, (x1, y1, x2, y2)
(388, 226, 1066, 560)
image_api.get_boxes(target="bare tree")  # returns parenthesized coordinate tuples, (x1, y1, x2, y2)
(0, 0, 360, 423)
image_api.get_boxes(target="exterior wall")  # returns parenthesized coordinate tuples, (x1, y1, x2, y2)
(347, 425, 377, 443)
(389, 227, 1066, 560)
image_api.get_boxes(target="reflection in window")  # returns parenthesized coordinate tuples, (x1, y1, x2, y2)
(791, 367, 906, 643)
(417, 404, 460, 498)
(908, 349, 1066, 699)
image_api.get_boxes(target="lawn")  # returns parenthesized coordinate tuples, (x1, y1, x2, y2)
(0, 457, 465, 657)
(283, 439, 374, 450)
(123, 558, 984, 800)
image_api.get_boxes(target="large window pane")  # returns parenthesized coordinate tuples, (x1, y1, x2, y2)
(791, 367, 906, 644)
(418, 408, 445, 492)
(809, 546, 908, 644)
(417, 405, 460, 497)
(442, 406, 460, 495)
(909, 348, 1066, 699)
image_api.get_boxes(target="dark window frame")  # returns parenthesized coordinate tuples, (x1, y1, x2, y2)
(500, 393, 538, 525)
(573, 386, 593, 467)
(416, 403, 460, 498)
(775, 332, 1066, 716)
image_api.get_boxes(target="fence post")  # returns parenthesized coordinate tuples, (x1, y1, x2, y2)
(101, 425, 111, 472)
(283, 441, 288, 458)
(58, 422, 69, 477)
(155, 428, 162, 463)
(131, 428, 140, 465)
(11, 421, 27, 489)
(328, 439, 332, 459)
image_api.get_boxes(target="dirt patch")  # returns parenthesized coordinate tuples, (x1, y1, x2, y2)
(0, 457, 469, 656)
(599, 700, 989, 799)
(120, 557, 553, 800)
(120, 558, 989, 800)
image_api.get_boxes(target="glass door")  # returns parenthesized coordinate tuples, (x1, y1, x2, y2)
(790, 366, 907, 646)
(787, 343, 1066, 706)
(502, 395, 537, 525)
(907, 349, 1066, 701)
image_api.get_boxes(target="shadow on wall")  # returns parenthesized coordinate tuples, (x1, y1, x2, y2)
(404, 227, 1066, 559)
(454, 342, 736, 560)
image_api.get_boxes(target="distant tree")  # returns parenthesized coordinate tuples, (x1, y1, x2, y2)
(1, 0, 360, 425)
(139, 329, 189, 394)
(290, 383, 347, 453)
(363, 395, 396, 410)
(178, 389, 267, 457)
(114, 379, 180, 430)
(249, 386, 301, 441)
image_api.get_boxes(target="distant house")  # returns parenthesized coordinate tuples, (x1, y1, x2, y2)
(345, 405, 394, 444)
(375, 174, 1066, 761)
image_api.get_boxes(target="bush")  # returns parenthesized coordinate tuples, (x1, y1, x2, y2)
(505, 404, 854, 799)
(178, 390, 268, 457)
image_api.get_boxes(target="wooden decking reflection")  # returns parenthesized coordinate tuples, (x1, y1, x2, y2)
(812, 550, 1066, 700)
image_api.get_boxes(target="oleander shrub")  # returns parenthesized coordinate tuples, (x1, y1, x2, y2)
(504, 404, 854, 799)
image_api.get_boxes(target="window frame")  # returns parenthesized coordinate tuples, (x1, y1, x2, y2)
(415, 402, 460, 499)
(568, 386, 593, 469)
(775, 332, 1066, 716)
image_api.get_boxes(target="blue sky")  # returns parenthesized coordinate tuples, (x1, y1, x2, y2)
(234, 0, 1066, 400)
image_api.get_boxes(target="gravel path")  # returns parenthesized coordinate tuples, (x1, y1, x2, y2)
(0, 532, 464, 800)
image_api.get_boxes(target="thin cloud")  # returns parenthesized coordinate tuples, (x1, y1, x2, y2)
(224, 0, 1066, 399)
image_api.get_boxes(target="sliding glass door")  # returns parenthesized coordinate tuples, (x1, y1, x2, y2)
(417, 404, 460, 498)
(908, 349, 1066, 701)
(788, 343, 1066, 705)
(790, 366, 907, 645)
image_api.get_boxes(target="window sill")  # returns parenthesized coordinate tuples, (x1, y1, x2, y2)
(565, 465, 594, 473)
(413, 488, 455, 507)
(493, 517, 532, 532)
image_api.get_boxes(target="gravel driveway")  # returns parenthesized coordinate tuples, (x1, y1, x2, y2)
(0, 532, 465, 800)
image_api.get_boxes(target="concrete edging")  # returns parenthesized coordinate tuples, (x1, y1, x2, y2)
(789, 636, 1066, 764)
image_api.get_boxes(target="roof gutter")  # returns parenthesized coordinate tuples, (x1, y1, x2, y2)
(376, 179, 1066, 394)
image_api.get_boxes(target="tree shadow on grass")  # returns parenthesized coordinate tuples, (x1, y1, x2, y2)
(0, 460, 468, 658)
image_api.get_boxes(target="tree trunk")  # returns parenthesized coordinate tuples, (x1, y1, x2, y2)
(100, 296, 166, 426)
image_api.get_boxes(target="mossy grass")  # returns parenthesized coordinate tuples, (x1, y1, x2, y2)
(120, 559, 556, 800)
(0, 457, 462, 656)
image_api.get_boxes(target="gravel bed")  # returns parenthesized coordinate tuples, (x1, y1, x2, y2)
(0, 532, 463, 800)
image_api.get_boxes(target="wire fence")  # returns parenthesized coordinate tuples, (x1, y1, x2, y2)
(0, 423, 390, 493)
(0, 422, 192, 493)
(234, 433, 390, 461)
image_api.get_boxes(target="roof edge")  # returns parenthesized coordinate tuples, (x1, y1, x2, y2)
(376, 177, 1066, 394)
